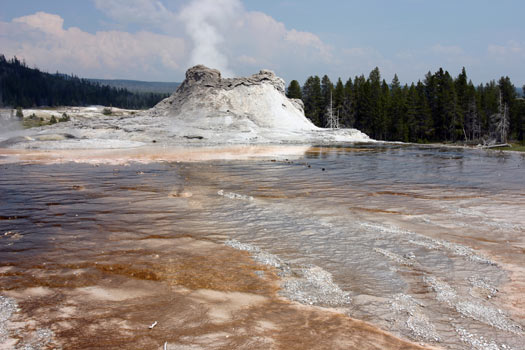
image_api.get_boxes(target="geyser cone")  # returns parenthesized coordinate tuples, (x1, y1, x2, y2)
(151, 65, 316, 132)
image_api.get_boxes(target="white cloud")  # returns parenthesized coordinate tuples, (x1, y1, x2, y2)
(488, 41, 525, 57)
(0, 12, 186, 80)
(486, 41, 525, 83)
(223, 11, 335, 78)
(13, 12, 65, 36)
(285, 29, 331, 59)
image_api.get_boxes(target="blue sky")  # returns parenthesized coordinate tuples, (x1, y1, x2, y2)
(1, 0, 524, 87)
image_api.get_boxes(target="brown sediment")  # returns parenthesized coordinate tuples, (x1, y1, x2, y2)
(255, 194, 289, 199)
(349, 206, 407, 215)
(0, 145, 311, 165)
(371, 191, 484, 201)
(137, 234, 179, 240)
(1, 237, 437, 350)
(270, 303, 441, 350)
(491, 260, 525, 323)
(255, 190, 312, 199)
(118, 185, 161, 193)
(168, 188, 193, 198)
(305, 146, 374, 156)
(254, 187, 289, 199)
(460, 235, 502, 244)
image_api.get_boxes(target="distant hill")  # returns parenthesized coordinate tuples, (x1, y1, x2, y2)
(0, 55, 169, 109)
(88, 79, 180, 94)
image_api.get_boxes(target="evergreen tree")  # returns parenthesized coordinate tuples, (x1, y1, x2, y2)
(431, 68, 458, 141)
(415, 81, 433, 141)
(368, 67, 383, 139)
(498, 76, 516, 105)
(464, 81, 480, 141)
(341, 77, 354, 127)
(498, 76, 517, 139)
(353, 75, 371, 135)
(379, 79, 390, 140)
(423, 71, 437, 139)
(516, 93, 525, 141)
(302, 76, 323, 126)
(320, 75, 333, 127)
(333, 78, 345, 111)
(405, 84, 418, 142)
(333, 78, 345, 124)
(478, 81, 499, 138)
(389, 74, 406, 140)
(286, 80, 302, 99)
(454, 67, 469, 139)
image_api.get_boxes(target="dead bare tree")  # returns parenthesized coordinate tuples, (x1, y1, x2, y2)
(325, 91, 340, 129)
(490, 90, 510, 144)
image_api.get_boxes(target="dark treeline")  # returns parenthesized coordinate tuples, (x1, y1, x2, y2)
(288, 67, 525, 143)
(0, 55, 169, 109)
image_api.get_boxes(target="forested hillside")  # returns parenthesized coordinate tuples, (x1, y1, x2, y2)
(87, 79, 180, 94)
(289, 68, 525, 143)
(0, 55, 169, 109)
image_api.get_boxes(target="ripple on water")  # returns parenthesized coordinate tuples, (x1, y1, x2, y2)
(424, 276, 522, 334)
(225, 239, 351, 307)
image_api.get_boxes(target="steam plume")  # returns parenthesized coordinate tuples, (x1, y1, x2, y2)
(0, 110, 23, 141)
(179, 0, 241, 76)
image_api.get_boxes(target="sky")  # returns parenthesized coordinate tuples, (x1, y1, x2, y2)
(1, 0, 524, 87)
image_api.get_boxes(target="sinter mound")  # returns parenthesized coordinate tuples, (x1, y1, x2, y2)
(147, 65, 370, 143)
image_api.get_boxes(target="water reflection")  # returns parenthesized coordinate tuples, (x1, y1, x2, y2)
(1, 144, 524, 349)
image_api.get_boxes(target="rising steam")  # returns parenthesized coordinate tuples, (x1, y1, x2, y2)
(0, 109, 23, 141)
(179, 0, 241, 77)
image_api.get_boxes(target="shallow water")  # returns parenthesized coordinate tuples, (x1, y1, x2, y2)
(1, 144, 524, 349)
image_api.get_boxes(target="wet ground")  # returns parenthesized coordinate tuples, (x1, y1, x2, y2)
(1, 143, 524, 349)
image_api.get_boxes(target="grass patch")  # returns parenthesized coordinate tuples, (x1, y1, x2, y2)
(22, 114, 44, 128)
(22, 112, 71, 128)
(490, 143, 525, 152)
